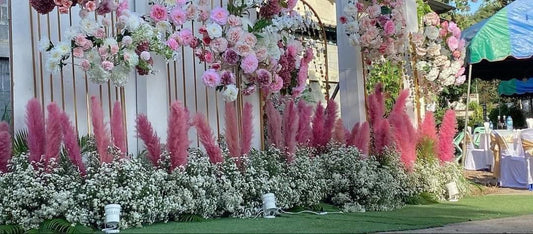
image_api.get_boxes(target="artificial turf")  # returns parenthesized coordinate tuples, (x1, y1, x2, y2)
(122, 194, 533, 233)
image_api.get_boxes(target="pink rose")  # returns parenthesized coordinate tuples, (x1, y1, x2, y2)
(356, 2, 364, 11)
(441, 21, 449, 30)
(82, 40, 93, 50)
(58, 6, 69, 14)
(189, 38, 199, 48)
(101, 60, 114, 71)
(150, 4, 168, 22)
(227, 15, 241, 27)
(75, 34, 86, 46)
(240, 54, 258, 74)
(95, 28, 106, 39)
(210, 37, 228, 53)
(210, 7, 229, 25)
(235, 42, 251, 56)
(367, 4, 381, 18)
(73, 47, 84, 58)
(170, 7, 187, 26)
(256, 47, 268, 61)
(223, 49, 239, 65)
(384, 20, 395, 36)
(167, 38, 179, 50)
(98, 47, 108, 58)
(204, 51, 214, 63)
(446, 36, 459, 51)
(85, 1, 96, 11)
(256, 69, 272, 86)
(202, 69, 221, 88)
(453, 50, 461, 59)
(81, 59, 90, 71)
(270, 74, 283, 92)
(226, 27, 243, 45)
(221, 70, 235, 85)
(198, 7, 210, 22)
(178, 28, 194, 46)
(439, 28, 448, 37)
(242, 33, 257, 47)
(110, 44, 119, 55)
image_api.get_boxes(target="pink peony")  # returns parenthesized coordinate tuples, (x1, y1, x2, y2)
(240, 54, 258, 74)
(256, 69, 272, 86)
(210, 7, 229, 25)
(242, 33, 257, 47)
(447, 36, 459, 51)
(223, 49, 239, 65)
(82, 40, 93, 50)
(270, 74, 284, 92)
(85, 1, 97, 11)
(73, 47, 84, 58)
(170, 7, 187, 26)
(227, 27, 243, 45)
(452, 27, 461, 38)
(95, 28, 106, 39)
(227, 15, 241, 27)
(167, 38, 179, 50)
(235, 42, 252, 56)
(198, 6, 210, 22)
(221, 70, 236, 85)
(81, 59, 91, 71)
(101, 61, 114, 71)
(178, 28, 194, 46)
(202, 69, 221, 88)
(110, 44, 119, 55)
(210, 37, 228, 53)
(150, 4, 168, 22)
(384, 20, 395, 36)
(256, 47, 268, 61)
(75, 34, 86, 46)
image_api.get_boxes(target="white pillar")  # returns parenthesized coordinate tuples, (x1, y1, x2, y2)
(336, 1, 366, 128)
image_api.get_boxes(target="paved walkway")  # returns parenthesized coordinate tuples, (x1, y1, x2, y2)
(395, 214, 533, 233)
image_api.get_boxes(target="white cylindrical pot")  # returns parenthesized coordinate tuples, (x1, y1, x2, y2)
(262, 193, 277, 218)
(446, 182, 459, 196)
(105, 204, 121, 225)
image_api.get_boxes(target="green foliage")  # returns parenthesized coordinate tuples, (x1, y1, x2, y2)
(39, 219, 93, 233)
(416, 137, 438, 163)
(467, 102, 483, 127)
(11, 130, 28, 156)
(366, 62, 402, 113)
(177, 214, 206, 223)
(0, 225, 24, 234)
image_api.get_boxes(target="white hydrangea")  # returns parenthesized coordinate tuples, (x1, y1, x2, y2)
(207, 23, 223, 39)
(223, 84, 239, 102)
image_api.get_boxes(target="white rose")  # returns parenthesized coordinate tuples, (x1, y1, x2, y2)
(47, 48, 64, 63)
(56, 42, 71, 56)
(140, 51, 151, 61)
(80, 18, 98, 35)
(206, 23, 222, 39)
(45, 59, 60, 73)
(223, 84, 239, 102)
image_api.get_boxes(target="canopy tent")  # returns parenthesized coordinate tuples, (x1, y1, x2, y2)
(462, 0, 533, 80)
(498, 78, 533, 97)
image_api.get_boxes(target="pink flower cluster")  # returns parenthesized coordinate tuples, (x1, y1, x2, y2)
(31, 0, 118, 15)
(341, 0, 407, 65)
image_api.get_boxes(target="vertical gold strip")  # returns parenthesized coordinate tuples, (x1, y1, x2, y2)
(29, 5, 37, 98)
(8, 0, 14, 128)
(167, 63, 172, 105)
(181, 45, 187, 106)
(57, 11, 66, 110)
(121, 87, 128, 153)
(47, 14, 54, 103)
(173, 61, 178, 101)
(259, 89, 265, 150)
(69, 10, 79, 133)
(99, 85, 103, 105)
(37, 15, 45, 108)
(204, 63, 209, 123)
(107, 82, 112, 119)
(85, 72, 91, 134)
(215, 92, 220, 137)
(192, 22, 199, 147)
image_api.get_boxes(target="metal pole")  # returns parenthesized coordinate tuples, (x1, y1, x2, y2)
(462, 64, 473, 165)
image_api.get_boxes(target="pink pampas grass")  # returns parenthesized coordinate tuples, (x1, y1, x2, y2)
(225, 102, 241, 159)
(167, 101, 191, 171)
(438, 110, 457, 163)
(193, 113, 223, 164)
(266, 100, 282, 148)
(346, 122, 360, 147)
(356, 122, 370, 155)
(44, 103, 63, 168)
(333, 119, 346, 144)
(283, 100, 299, 163)
(368, 83, 385, 126)
(0, 122, 8, 133)
(311, 102, 325, 148)
(60, 112, 86, 176)
(373, 118, 393, 155)
(90, 96, 112, 164)
(111, 101, 126, 157)
(26, 98, 46, 164)
(241, 102, 253, 156)
(136, 114, 162, 167)
(321, 99, 338, 146)
(296, 101, 313, 145)
(418, 112, 438, 143)
(0, 126, 11, 173)
(389, 89, 417, 170)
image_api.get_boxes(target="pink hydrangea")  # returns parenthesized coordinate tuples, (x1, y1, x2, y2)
(227, 27, 243, 45)
(240, 54, 258, 74)
(210, 7, 229, 25)
(170, 7, 187, 26)
(150, 4, 168, 22)
(202, 69, 221, 88)
(447, 36, 459, 51)
(270, 74, 284, 92)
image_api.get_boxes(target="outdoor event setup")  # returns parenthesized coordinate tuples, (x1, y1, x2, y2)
(462, 0, 533, 188)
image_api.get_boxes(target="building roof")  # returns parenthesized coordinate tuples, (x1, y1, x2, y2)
(427, 0, 455, 14)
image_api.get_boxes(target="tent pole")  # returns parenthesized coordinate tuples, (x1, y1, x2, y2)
(462, 64, 473, 166)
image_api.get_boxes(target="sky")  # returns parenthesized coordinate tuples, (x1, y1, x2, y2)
(468, 0, 484, 13)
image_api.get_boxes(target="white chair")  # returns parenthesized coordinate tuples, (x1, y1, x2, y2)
(464, 132, 489, 170)
(519, 129, 533, 189)
(526, 118, 533, 129)
(494, 130, 528, 188)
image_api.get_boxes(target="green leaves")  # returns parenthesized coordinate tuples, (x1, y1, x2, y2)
(0, 225, 24, 234)
(39, 219, 93, 234)
(12, 130, 28, 156)
(248, 19, 272, 33)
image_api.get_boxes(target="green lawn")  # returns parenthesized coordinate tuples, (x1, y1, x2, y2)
(122, 195, 533, 233)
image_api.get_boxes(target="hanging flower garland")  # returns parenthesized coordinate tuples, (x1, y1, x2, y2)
(412, 12, 466, 99)
(340, 0, 407, 66)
